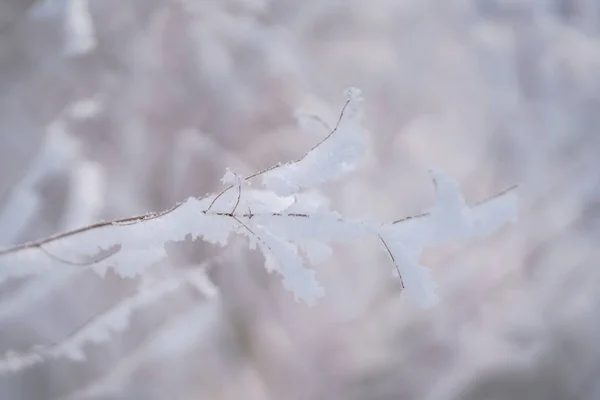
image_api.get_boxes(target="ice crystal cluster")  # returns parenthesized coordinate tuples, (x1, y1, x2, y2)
(0, 89, 517, 375)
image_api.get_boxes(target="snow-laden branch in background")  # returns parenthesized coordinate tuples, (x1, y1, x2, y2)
(0, 95, 104, 246)
(62, 299, 221, 400)
(63, 0, 96, 56)
(0, 121, 82, 246)
(0, 88, 518, 375)
(29, 0, 67, 20)
(0, 267, 216, 375)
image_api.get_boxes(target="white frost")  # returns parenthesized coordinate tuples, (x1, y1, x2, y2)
(261, 88, 367, 196)
(380, 170, 518, 307)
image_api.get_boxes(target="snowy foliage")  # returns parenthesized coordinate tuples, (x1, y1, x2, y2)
(0, 89, 517, 376)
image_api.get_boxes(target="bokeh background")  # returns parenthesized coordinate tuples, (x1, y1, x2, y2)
(1, 0, 600, 399)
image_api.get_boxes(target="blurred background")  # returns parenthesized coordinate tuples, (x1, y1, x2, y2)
(1, 0, 600, 399)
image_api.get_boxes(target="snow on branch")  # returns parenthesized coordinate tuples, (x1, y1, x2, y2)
(260, 87, 366, 196)
(0, 88, 518, 373)
(379, 171, 518, 307)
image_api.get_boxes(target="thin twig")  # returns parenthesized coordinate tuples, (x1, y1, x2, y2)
(0, 203, 184, 256)
(230, 171, 243, 215)
(392, 212, 429, 225)
(391, 184, 518, 225)
(37, 244, 121, 267)
(207, 98, 352, 212)
(378, 234, 404, 289)
(305, 97, 351, 155)
(296, 113, 332, 133)
(231, 215, 274, 256)
(473, 184, 518, 207)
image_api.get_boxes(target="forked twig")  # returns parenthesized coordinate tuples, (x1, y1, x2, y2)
(207, 97, 352, 212)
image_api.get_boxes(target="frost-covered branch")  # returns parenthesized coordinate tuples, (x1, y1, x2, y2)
(0, 88, 518, 375)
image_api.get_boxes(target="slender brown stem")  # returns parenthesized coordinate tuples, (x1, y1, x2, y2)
(378, 235, 404, 289)
(0, 203, 184, 256)
(231, 215, 273, 256)
(392, 184, 518, 224)
(473, 184, 518, 207)
(231, 176, 243, 215)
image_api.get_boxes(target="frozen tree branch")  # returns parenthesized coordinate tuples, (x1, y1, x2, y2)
(0, 88, 518, 375)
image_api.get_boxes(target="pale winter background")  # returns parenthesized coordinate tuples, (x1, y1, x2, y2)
(1, 0, 599, 399)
